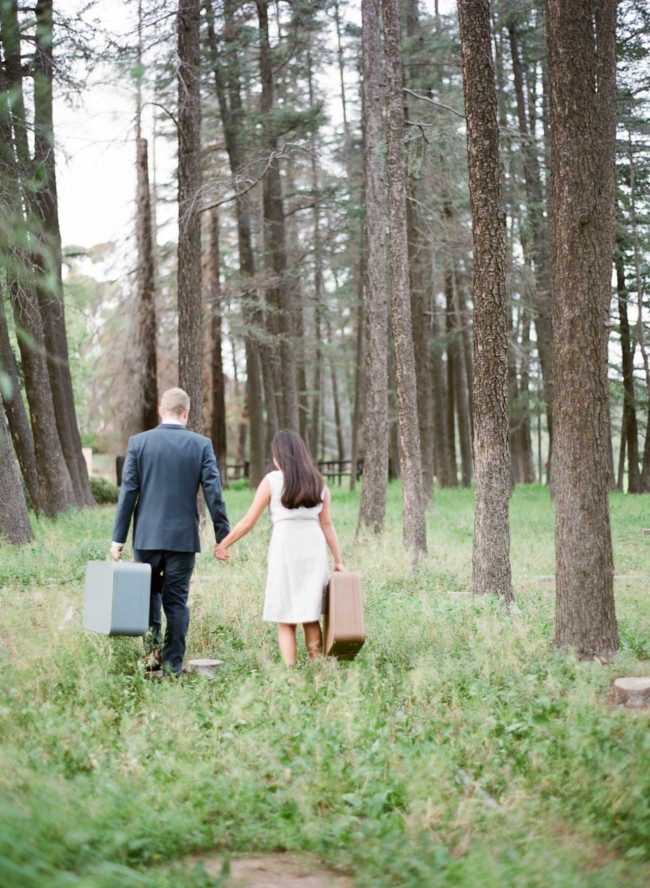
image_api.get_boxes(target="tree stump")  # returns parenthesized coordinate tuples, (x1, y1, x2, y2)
(611, 677, 650, 709)
(185, 658, 224, 678)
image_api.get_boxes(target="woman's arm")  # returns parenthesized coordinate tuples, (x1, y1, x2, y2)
(319, 487, 344, 570)
(214, 476, 271, 559)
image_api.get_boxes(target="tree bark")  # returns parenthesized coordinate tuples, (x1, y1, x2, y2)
(135, 137, 159, 431)
(208, 208, 227, 480)
(205, 0, 265, 484)
(349, 296, 365, 491)
(256, 0, 299, 431)
(0, 293, 41, 512)
(0, 17, 75, 517)
(31, 0, 94, 506)
(404, 0, 435, 505)
(518, 301, 536, 482)
(357, 0, 389, 535)
(626, 133, 650, 492)
(431, 292, 454, 487)
(458, 0, 513, 601)
(0, 398, 32, 544)
(547, 0, 618, 658)
(508, 21, 554, 480)
(177, 0, 203, 431)
(615, 249, 640, 493)
(382, 0, 427, 558)
(452, 271, 473, 487)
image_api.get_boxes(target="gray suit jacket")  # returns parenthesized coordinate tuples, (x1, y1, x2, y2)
(111, 424, 230, 552)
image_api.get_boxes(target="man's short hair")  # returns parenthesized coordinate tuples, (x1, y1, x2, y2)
(160, 387, 190, 417)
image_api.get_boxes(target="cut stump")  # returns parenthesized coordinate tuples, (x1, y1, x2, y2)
(184, 658, 224, 678)
(611, 677, 650, 709)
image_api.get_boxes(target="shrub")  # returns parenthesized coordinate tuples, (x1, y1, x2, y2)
(90, 476, 119, 505)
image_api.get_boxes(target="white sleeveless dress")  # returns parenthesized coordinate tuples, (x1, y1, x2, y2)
(263, 470, 329, 623)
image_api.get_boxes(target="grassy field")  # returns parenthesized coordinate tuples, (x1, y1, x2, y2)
(1, 483, 649, 887)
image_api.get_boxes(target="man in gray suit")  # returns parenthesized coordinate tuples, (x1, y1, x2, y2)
(110, 387, 230, 676)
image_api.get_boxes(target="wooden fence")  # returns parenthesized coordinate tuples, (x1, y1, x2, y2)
(116, 456, 363, 487)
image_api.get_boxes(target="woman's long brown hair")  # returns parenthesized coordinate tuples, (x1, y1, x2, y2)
(271, 430, 323, 509)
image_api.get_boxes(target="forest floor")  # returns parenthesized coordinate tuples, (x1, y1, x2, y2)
(1, 483, 649, 887)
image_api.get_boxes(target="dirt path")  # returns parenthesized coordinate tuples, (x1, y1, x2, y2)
(185, 852, 355, 887)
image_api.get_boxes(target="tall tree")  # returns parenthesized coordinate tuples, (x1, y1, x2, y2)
(208, 208, 227, 479)
(382, 0, 427, 558)
(357, 0, 389, 535)
(32, 0, 95, 506)
(205, 0, 265, 484)
(507, 20, 554, 475)
(458, 0, 513, 601)
(256, 0, 300, 431)
(547, 0, 618, 658)
(0, 293, 41, 512)
(134, 0, 158, 432)
(0, 14, 75, 516)
(614, 246, 641, 493)
(0, 397, 32, 545)
(177, 0, 203, 431)
(404, 0, 435, 503)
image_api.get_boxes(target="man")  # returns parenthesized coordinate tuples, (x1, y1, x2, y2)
(111, 387, 229, 676)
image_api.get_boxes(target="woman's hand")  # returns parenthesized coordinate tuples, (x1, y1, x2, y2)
(214, 543, 229, 561)
(334, 561, 345, 572)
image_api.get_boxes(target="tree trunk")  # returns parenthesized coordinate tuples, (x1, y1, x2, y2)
(205, 0, 265, 484)
(349, 296, 365, 491)
(135, 135, 159, 432)
(0, 294, 41, 512)
(508, 22, 554, 480)
(452, 271, 473, 487)
(382, 0, 427, 558)
(307, 51, 323, 457)
(626, 133, 650, 493)
(458, 0, 513, 601)
(616, 409, 626, 492)
(177, 0, 203, 431)
(357, 0, 389, 535)
(455, 272, 474, 435)
(0, 23, 75, 517)
(547, 0, 618, 658)
(404, 1, 435, 505)
(615, 250, 640, 493)
(445, 270, 459, 486)
(208, 208, 227, 480)
(256, 0, 299, 431)
(431, 293, 454, 488)
(518, 302, 536, 483)
(507, 300, 522, 486)
(325, 314, 345, 465)
(8, 278, 75, 515)
(0, 398, 32, 544)
(29, 0, 94, 507)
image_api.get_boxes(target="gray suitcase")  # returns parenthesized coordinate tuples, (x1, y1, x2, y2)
(83, 560, 151, 636)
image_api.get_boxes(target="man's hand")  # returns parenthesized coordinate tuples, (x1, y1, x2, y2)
(110, 542, 124, 561)
(214, 543, 229, 562)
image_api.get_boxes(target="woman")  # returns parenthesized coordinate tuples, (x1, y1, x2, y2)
(215, 430, 345, 665)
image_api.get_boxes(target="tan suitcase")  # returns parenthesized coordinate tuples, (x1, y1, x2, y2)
(324, 571, 365, 660)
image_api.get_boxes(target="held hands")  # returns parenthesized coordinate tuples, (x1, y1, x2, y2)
(214, 542, 230, 562)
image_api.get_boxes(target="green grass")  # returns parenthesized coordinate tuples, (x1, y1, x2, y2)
(1, 483, 649, 887)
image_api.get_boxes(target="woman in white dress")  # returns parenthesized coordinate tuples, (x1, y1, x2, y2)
(214, 430, 345, 664)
